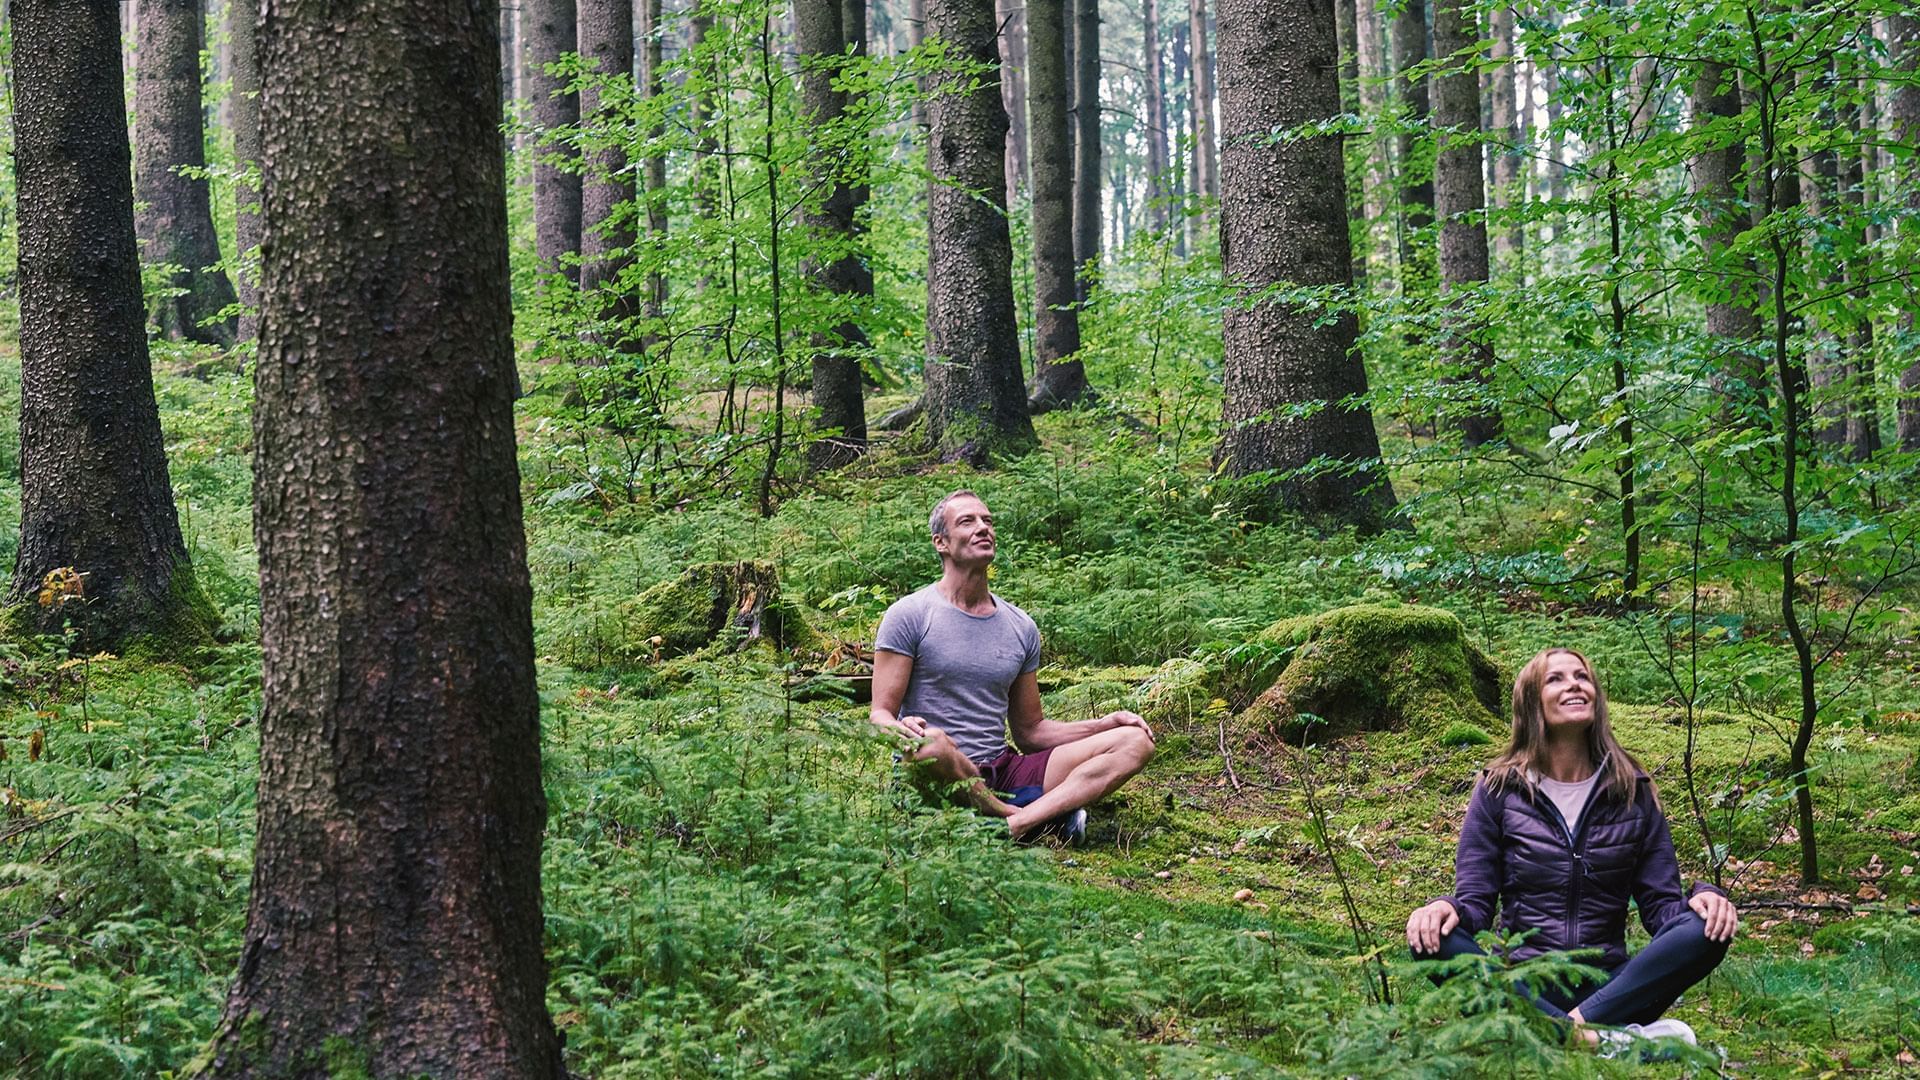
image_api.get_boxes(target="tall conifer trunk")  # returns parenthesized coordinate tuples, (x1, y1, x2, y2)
(1214, 0, 1395, 527)
(578, 0, 637, 332)
(1390, 0, 1432, 281)
(1896, 12, 1920, 448)
(1027, 0, 1085, 412)
(230, 0, 262, 342)
(923, 0, 1037, 460)
(529, 0, 582, 280)
(9, 0, 212, 650)
(1144, 0, 1171, 233)
(1691, 61, 1764, 399)
(1187, 0, 1218, 203)
(134, 0, 238, 345)
(1072, 0, 1101, 291)
(798, 0, 870, 467)
(201, 1, 563, 1074)
(1431, 0, 1499, 445)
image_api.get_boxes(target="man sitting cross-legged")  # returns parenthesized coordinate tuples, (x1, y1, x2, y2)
(869, 489, 1155, 842)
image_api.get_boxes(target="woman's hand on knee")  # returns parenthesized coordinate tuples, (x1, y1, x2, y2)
(1688, 891, 1739, 943)
(1406, 899, 1459, 953)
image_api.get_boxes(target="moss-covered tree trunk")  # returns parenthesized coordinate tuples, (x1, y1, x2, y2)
(1431, 0, 1500, 446)
(134, 0, 238, 346)
(8, 0, 213, 652)
(199, 1, 563, 1074)
(1213, 0, 1396, 528)
(923, 0, 1037, 462)
(1026, 0, 1087, 413)
(529, 0, 581, 281)
(798, 0, 871, 469)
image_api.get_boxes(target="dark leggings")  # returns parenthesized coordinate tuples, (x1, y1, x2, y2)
(1412, 913, 1728, 1025)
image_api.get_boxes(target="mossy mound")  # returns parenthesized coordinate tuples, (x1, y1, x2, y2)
(1137, 603, 1505, 743)
(1242, 604, 1506, 741)
(621, 560, 817, 659)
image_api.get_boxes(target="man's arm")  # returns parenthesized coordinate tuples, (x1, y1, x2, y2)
(1005, 671, 1154, 752)
(869, 649, 928, 738)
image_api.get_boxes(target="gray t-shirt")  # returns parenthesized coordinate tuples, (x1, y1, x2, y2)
(874, 585, 1042, 765)
(1535, 771, 1601, 834)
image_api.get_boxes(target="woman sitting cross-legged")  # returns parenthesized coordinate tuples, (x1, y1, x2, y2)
(1404, 647, 1738, 1052)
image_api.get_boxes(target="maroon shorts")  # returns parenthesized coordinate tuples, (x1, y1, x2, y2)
(980, 747, 1053, 794)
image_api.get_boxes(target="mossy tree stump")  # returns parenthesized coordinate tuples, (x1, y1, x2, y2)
(623, 561, 815, 658)
(1139, 603, 1505, 744)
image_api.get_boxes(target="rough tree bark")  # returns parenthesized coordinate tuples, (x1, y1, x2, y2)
(923, 0, 1037, 461)
(1355, 0, 1392, 271)
(1027, 0, 1087, 412)
(230, 0, 262, 342)
(134, 0, 238, 345)
(1893, 12, 1919, 448)
(1144, 0, 1171, 232)
(1214, 0, 1396, 528)
(1691, 61, 1764, 398)
(529, 0, 581, 280)
(1391, 0, 1432, 281)
(1188, 0, 1218, 202)
(577, 0, 636, 322)
(1488, 2, 1521, 263)
(8, 0, 213, 651)
(198, 1, 564, 1076)
(1335, 0, 1363, 286)
(1431, 0, 1500, 445)
(642, 0, 669, 333)
(797, 0, 870, 468)
(1072, 0, 1101, 293)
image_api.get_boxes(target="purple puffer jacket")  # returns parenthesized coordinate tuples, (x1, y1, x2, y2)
(1435, 755, 1726, 969)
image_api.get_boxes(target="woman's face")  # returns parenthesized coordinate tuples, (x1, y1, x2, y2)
(1539, 652, 1596, 730)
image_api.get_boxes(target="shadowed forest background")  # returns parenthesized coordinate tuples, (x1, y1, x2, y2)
(0, 0, 1917, 1074)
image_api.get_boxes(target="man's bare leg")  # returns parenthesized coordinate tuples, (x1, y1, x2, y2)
(903, 728, 1017, 819)
(1006, 727, 1155, 838)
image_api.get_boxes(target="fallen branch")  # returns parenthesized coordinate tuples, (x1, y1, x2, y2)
(1218, 719, 1241, 793)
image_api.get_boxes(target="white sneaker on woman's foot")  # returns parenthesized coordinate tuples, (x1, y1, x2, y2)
(1598, 1018, 1697, 1062)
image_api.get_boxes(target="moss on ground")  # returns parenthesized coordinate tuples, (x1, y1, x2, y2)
(620, 560, 819, 661)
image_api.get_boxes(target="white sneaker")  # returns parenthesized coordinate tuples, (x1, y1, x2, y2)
(1626, 1018, 1698, 1046)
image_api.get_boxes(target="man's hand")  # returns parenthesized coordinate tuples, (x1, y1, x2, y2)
(1101, 709, 1155, 742)
(1405, 899, 1459, 954)
(1689, 890, 1739, 942)
(873, 714, 929, 740)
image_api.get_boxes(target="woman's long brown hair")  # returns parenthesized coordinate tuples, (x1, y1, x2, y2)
(1484, 647, 1647, 805)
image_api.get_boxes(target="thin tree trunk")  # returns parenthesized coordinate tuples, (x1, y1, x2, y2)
(1390, 0, 1432, 281)
(798, 0, 870, 468)
(1187, 0, 1218, 204)
(1214, 0, 1396, 528)
(1171, 16, 1191, 254)
(230, 0, 261, 342)
(1431, 0, 1499, 445)
(910, 0, 928, 128)
(642, 0, 668, 337)
(1839, 57, 1878, 460)
(1144, 0, 1170, 232)
(202, 1, 564, 1072)
(9, 0, 213, 650)
(578, 0, 636, 330)
(1355, 0, 1391, 274)
(134, 0, 238, 345)
(529, 0, 581, 280)
(1893, 14, 1918, 449)
(1027, 0, 1085, 411)
(1335, 0, 1363, 286)
(998, 0, 1029, 197)
(923, 0, 1037, 460)
(1488, 2, 1520, 264)
(1072, 0, 1100, 292)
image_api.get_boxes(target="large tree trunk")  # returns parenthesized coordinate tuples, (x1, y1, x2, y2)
(8, 0, 212, 651)
(1071, 0, 1100, 292)
(577, 0, 637, 332)
(529, 0, 581, 280)
(1214, 0, 1396, 528)
(1027, 0, 1085, 412)
(923, 0, 1037, 461)
(1488, 2, 1521, 264)
(1390, 0, 1432, 282)
(1144, 0, 1170, 232)
(134, 0, 238, 346)
(798, 0, 870, 468)
(1187, 0, 1218, 203)
(230, 0, 262, 342)
(200, 1, 564, 1076)
(1897, 13, 1920, 448)
(998, 0, 1029, 197)
(1431, 0, 1499, 445)
(1691, 61, 1764, 399)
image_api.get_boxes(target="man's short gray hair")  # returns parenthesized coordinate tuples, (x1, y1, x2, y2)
(929, 488, 980, 539)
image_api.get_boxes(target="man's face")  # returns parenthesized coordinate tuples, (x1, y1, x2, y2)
(935, 495, 996, 567)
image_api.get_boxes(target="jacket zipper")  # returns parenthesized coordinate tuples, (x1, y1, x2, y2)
(1537, 754, 1610, 950)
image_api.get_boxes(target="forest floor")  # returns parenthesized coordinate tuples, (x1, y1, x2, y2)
(0, 357, 1916, 1076)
